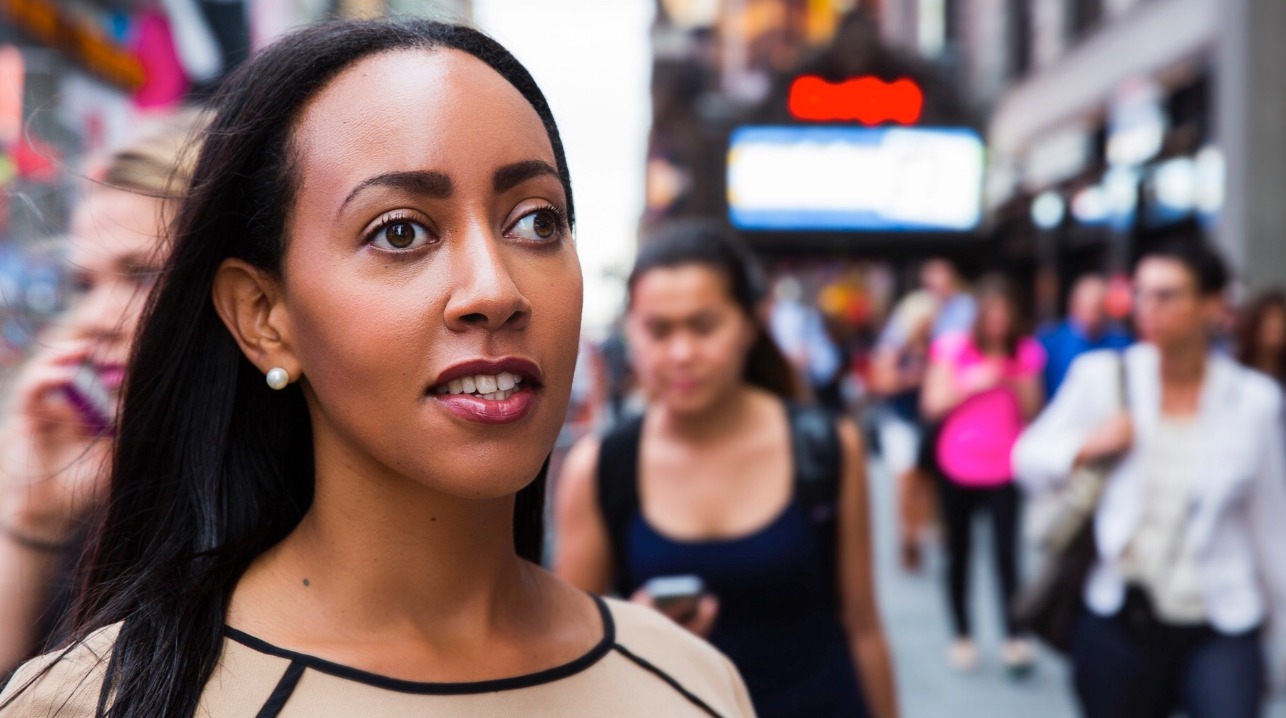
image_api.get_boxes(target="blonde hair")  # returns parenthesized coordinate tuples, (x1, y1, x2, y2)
(99, 108, 210, 200)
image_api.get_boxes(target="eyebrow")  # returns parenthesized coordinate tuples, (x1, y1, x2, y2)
(341, 170, 453, 211)
(493, 160, 560, 194)
(338, 160, 560, 214)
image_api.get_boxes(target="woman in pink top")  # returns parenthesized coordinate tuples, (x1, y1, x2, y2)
(921, 275, 1045, 675)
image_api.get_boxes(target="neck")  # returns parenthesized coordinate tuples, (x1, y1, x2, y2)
(233, 437, 537, 643)
(1159, 337, 1208, 385)
(657, 383, 755, 444)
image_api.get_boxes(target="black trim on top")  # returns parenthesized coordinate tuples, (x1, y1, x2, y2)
(254, 661, 305, 718)
(224, 594, 615, 696)
(610, 643, 724, 718)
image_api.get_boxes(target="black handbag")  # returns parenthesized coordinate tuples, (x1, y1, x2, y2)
(1011, 513, 1099, 653)
(1012, 354, 1129, 654)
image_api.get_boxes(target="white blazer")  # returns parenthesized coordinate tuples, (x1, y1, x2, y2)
(1013, 343, 1286, 657)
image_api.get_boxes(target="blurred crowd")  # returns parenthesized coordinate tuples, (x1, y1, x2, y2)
(554, 237, 1286, 717)
(2, 2, 1285, 718)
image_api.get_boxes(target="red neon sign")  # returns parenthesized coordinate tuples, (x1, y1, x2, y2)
(788, 75, 923, 125)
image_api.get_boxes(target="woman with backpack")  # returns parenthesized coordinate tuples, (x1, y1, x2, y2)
(554, 222, 898, 718)
(920, 275, 1045, 674)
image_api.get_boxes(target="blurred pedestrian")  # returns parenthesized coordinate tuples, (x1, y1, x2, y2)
(1, 20, 753, 717)
(921, 258, 976, 339)
(1014, 240, 1286, 718)
(1236, 289, 1286, 387)
(0, 113, 202, 675)
(769, 275, 843, 409)
(1037, 274, 1132, 399)
(555, 222, 899, 718)
(599, 317, 633, 423)
(921, 275, 1045, 674)
(869, 290, 937, 570)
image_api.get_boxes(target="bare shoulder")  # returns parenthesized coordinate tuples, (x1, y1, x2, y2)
(604, 598, 753, 717)
(557, 433, 603, 499)
(0, 624, 119, 716)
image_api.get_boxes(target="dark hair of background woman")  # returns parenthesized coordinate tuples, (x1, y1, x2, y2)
(627, 221, 800, 400)
(1236, 290, 1286, 383)
(970, 273, 1026, 358)
(7, 19, 574, 718)
(1137, 238, 1230, 297)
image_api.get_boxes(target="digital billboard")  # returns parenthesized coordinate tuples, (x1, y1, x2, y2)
(727, 126, 985, 232)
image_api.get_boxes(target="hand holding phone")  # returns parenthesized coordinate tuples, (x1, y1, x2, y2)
(60, 363, 116, 436)
(635, 575, 718, 637)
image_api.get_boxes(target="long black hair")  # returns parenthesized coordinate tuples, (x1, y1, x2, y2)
(627, 221, 800, 399)
(37, 19, 572, 717)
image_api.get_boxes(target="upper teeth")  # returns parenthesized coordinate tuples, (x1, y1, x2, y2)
(435, 372, 522, 397)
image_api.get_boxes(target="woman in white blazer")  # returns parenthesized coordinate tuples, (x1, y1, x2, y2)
(1013, 240, 1286, 718)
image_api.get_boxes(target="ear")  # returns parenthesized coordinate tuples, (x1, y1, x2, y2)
(211, 259, 299, 382)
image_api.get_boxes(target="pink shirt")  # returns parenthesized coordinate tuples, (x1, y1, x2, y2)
(930, 332, 1046, 392)
(931, 332, 1046, 487)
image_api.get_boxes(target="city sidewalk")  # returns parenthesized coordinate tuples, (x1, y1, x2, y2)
(865, 457, 1286, 718)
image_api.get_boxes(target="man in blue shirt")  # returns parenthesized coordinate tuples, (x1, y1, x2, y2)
(1038, 274, 1132, 398)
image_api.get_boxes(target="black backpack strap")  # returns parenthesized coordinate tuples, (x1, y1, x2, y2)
(595, 414, 645, 596)
(787, 402, 843, 598)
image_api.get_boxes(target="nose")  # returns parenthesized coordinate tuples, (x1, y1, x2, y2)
(443, 224, 531, 333)
(666, 332, 697, 364)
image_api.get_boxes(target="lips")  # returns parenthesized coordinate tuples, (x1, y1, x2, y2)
(427, 358, 542, 425)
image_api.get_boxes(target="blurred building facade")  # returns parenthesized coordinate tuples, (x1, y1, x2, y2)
(878, 0, 1286, 300)
(645, 0, 977, 253)
(645, 0, 1285, 328)
(644, 0, 991, 375)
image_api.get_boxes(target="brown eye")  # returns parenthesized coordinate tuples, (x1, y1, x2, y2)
(509, 208, 563, 242)
(532, 211, 555, 239)
(370, 218, 431, 251)
(385, 222, 416, 248)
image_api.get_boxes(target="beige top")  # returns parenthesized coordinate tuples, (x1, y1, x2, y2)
(0, 597, 755, 717)
(1121, 414, 1206, 624)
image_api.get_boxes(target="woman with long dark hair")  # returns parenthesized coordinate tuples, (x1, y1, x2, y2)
(920, 275, 1045, 674)
(1236, 289, 1286, 386)
(1, 19, 752, 717)
(554, 222, 898, 718)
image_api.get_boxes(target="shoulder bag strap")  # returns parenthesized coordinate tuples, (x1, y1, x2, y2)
(595, 415, 645, 596)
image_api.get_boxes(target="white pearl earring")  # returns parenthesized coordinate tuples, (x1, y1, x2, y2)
(265, 367, 290, 391)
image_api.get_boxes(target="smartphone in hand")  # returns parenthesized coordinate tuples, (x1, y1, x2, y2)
(642, 575, 705, 623)
(61, 363, 115, 435)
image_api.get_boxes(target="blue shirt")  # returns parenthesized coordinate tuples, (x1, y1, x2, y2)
(1038, 320, 1133, 398)
(933, 293, 977, 339)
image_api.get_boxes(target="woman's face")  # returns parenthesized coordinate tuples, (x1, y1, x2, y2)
(627, 264, 756, 416)
(1133, 257, 1217, 348)
(276, 49, 582, 499)
(978, 294, 1014, 345)
(1257, 305, 1286, 353)
(64, 186, 167, 398)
